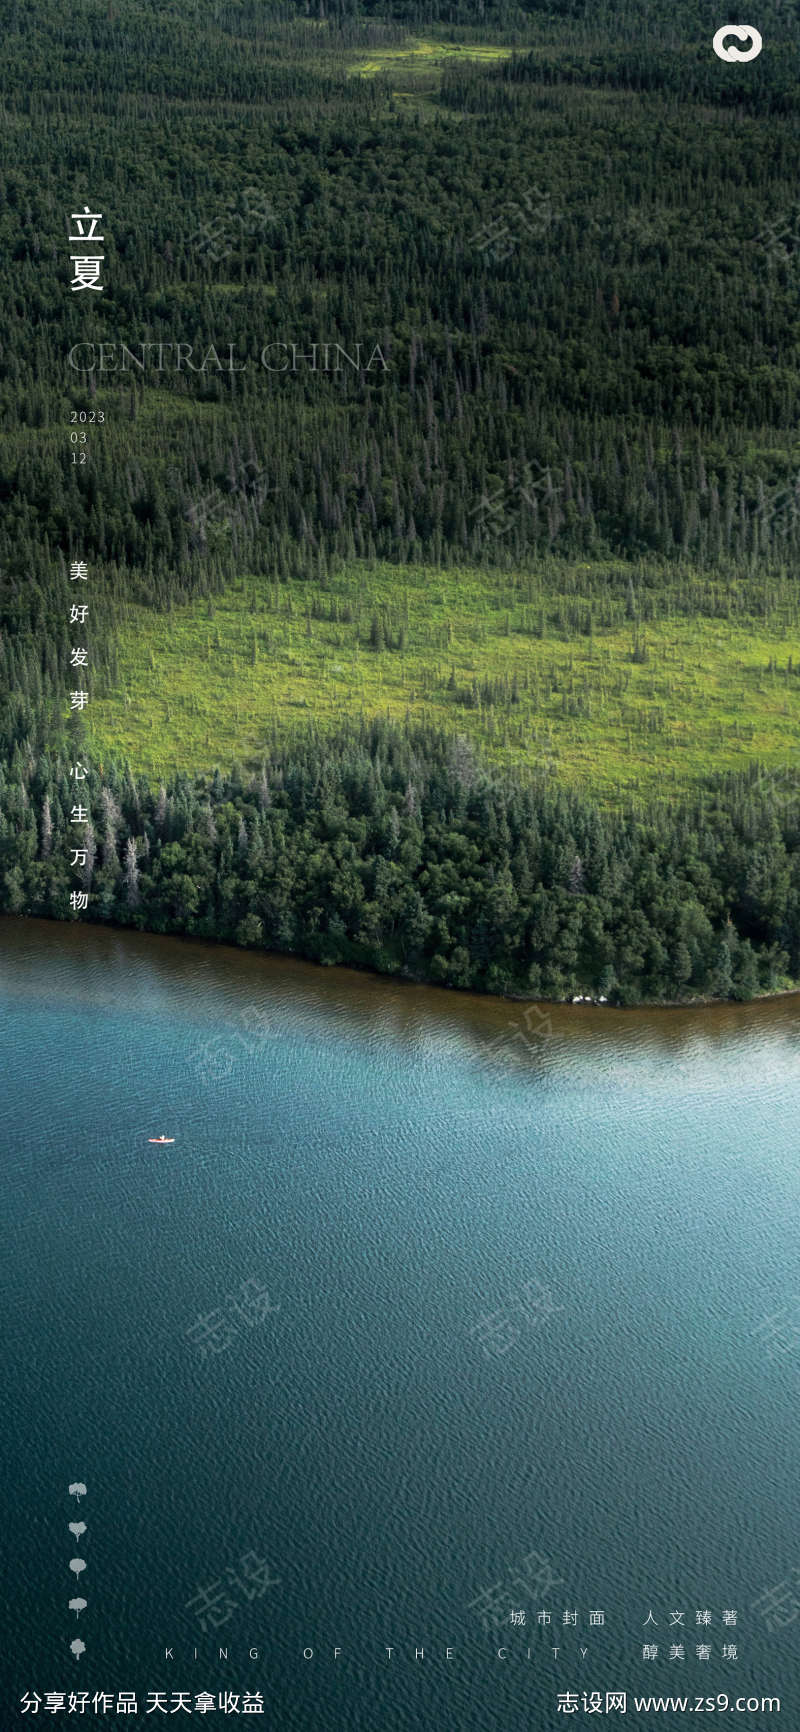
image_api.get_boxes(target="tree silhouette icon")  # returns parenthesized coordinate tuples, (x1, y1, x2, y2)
(68, 1483, 87, 1502)
(69, 1598, 87, 1618)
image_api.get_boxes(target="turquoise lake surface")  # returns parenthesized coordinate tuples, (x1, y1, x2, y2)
(2, 917, 799, 1727)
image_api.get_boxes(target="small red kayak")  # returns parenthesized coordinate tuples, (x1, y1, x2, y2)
(148, 1137, 175, 1144)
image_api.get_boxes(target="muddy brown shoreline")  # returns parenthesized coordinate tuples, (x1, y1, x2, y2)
(4, 914, 799, 1065)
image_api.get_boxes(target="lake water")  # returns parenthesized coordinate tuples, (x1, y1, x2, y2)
(2, 917, 799, 1727)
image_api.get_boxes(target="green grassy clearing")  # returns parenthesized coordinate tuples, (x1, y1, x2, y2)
(347, 39, 513, 80)
(87, 560, 800, 804)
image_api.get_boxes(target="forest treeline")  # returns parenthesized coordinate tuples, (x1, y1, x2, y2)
(2, 720, 798, 1004)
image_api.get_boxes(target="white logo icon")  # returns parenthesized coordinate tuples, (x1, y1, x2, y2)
(713, 24, 763, 60)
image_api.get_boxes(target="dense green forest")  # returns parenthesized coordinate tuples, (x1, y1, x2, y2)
(4, 723, 798, 1004)
(1, 0, 799, 1001)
